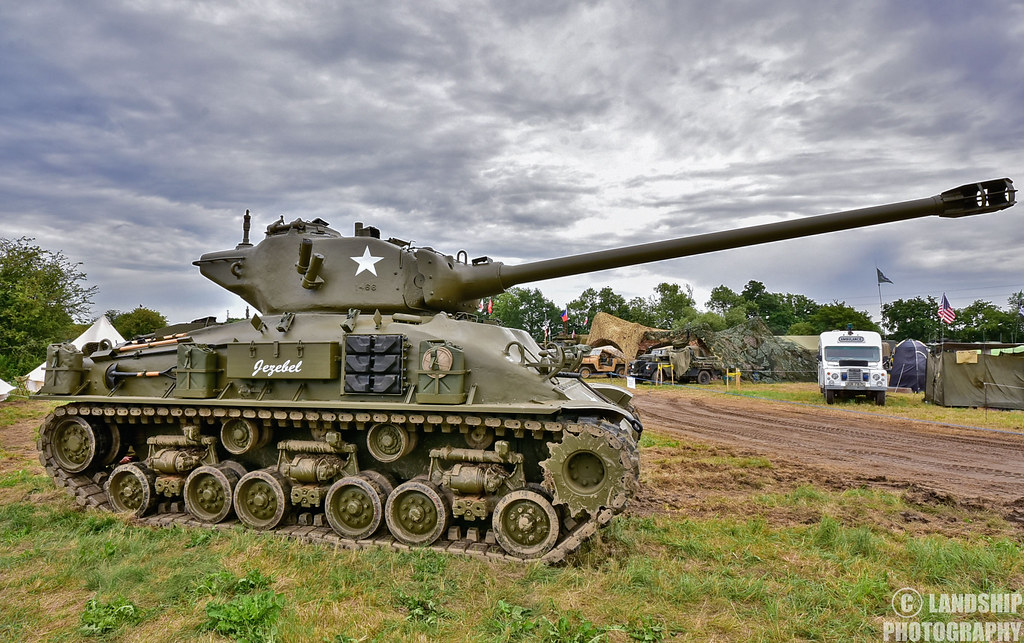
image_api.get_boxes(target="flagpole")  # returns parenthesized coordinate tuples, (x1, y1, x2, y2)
(938, 293, 951, 347)
(877, 280, 884, 336)
(875, 267, 892, 337)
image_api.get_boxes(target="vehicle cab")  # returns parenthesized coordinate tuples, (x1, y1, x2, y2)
(817, 329, 888, 405)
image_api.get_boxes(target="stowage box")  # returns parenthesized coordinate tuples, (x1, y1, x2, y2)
(40, 343, 85, 395)
(175, 343, 220, 398)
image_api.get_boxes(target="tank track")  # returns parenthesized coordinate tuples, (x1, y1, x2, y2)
(38, 403, 639, 564)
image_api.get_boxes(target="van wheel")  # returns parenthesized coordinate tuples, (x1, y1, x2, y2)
(697, 370, 712, 385)
(824, 389, 835, 404)
(875, 391, 886, 406)
(579, 366, 592, 379)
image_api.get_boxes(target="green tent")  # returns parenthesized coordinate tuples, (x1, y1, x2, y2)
(925, 348, 1024, 409)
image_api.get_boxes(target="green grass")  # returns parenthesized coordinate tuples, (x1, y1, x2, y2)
(3, 397, 1024, 641)
(0, 399, 57, 428)
(2, 473, 1021, 641)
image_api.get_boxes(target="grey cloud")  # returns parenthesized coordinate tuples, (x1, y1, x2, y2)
(0, 0, 1020, 324)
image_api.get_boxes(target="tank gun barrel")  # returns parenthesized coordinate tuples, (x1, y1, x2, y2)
(196, 178, 1013, 314)
(490, 178, 1015, 291)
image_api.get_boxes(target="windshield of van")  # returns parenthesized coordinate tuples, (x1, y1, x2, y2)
(823, 345, 880, 362)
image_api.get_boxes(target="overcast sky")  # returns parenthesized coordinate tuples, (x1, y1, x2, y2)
(2, 1, 1022, 327)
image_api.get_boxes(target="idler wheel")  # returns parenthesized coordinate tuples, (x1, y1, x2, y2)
(325, 475, 387, 539)
(47, 416, 113, 474)
(366, 423, 416, 463)
(220, 418, 270, 456)
(104, 462, 157, 516)
(233, 469, 292, 530)
(492, 489, 560, 559)
(384, 480, 450, 546)
(184, 462, 245, 523)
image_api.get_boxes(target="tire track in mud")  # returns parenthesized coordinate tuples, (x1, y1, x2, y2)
(633, 390, 1024, 505)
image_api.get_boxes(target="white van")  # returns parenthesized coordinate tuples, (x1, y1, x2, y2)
(817, 329, 887, 405)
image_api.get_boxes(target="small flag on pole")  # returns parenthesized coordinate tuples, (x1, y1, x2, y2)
(487, 298, 493, 315)
(876, 269, 893, 284)
(938, 294, 956, 325)
(583, 315, 589, 327)
(561, 308, 569, 323)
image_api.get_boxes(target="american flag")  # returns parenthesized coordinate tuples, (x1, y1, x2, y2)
(938, 294, 956, 325)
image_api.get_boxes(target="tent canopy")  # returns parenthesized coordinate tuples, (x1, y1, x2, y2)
(925, 349, 1024, 409)
(0, 378, 14, 402)
(24, 316, 126, 393)
(889, 339, 928, 392)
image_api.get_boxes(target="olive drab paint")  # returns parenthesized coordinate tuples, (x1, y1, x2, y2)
(225, 342, 338, 380)
(33, 179, 1016, 562)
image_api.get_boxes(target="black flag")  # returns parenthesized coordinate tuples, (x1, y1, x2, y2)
(876, 268, 893, 285)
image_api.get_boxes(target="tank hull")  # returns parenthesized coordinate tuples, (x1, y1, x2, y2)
(37, 312, 640, 561)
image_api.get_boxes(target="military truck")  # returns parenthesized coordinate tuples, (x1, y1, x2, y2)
(818, 329, 888, 405)
(579, 346, 627, 378)
(629, 345, 724, 385)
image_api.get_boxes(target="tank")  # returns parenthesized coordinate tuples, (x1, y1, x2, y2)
(35, 178, 1015, 562)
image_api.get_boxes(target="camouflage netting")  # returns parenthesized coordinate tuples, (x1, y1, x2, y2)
(586, 312, 658, 361)
(705, 318, 817, 382)
(587, 313, 816, 382)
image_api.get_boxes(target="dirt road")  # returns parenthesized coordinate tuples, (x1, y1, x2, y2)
(632, 388, 1024, 511)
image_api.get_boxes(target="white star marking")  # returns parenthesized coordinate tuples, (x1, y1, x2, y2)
(351, 247, 383, 276)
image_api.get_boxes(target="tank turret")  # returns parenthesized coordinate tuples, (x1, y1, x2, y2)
(36, 177, 1015, 563)
(196, 179, 1015, 315)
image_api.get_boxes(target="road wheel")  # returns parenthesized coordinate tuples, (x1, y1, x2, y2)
(184, 462, 244, 523)
(105, 462, 157, 516)
(614, 366, 624, 377)
(385, 480, 450, 546)
(233, 469, 293, 530)
(697, 370, 712, 385)
(325, 475, 387, 539)
(579, 366, 593, 379)
(824, 389, 835, 404)
(875, 391, 886, 406)
(492, 489, 560, 559)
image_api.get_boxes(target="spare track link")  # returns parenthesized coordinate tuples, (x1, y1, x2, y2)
(37, 403, 640, 564)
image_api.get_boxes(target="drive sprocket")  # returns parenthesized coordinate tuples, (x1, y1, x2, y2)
(540, 422, 639, 518)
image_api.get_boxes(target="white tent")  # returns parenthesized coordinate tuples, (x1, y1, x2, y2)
(24, 316, 126, 393)
(0, 378, 14, 402)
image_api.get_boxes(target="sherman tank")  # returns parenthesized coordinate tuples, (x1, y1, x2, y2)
(35, 178, 1015, 562)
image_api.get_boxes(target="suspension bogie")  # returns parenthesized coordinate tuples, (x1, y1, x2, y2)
(39, 402, 638, 561)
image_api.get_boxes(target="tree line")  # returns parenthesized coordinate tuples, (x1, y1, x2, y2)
(488, 282, 1024, 345)
(0, 238, 166, 381)
(1, 236, 1022, 382)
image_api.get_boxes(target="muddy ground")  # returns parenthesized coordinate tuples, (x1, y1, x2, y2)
(629, 387, 1024, 532)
